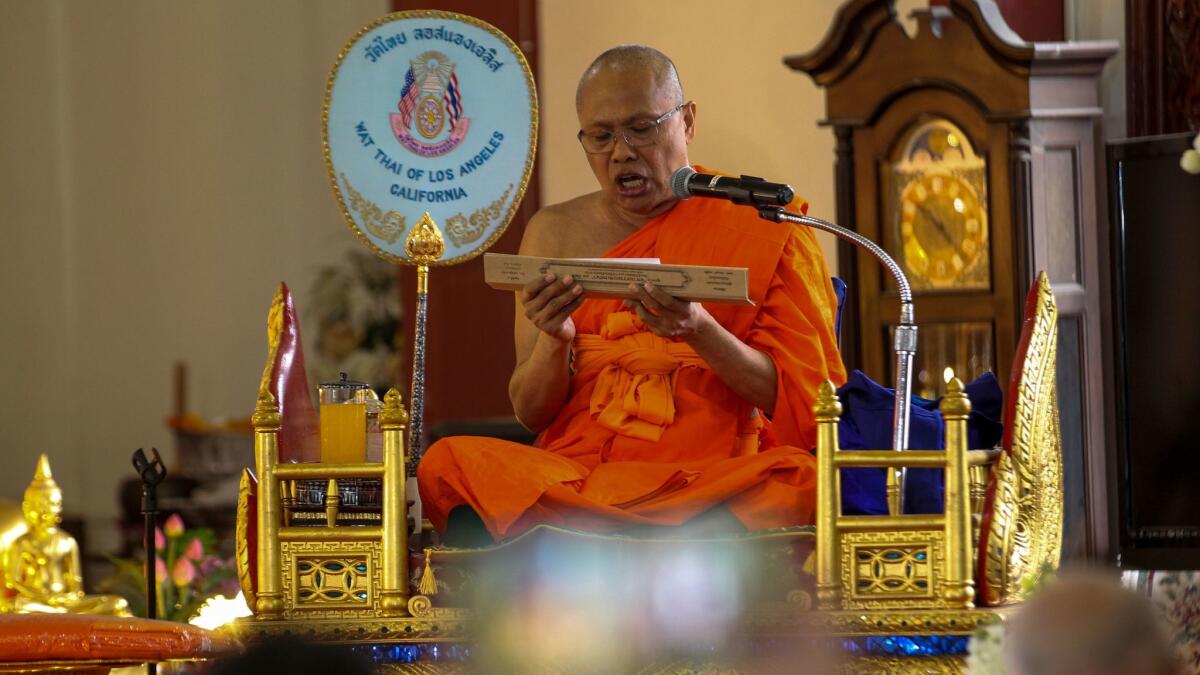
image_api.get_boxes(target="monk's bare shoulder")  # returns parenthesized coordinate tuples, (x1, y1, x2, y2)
(518, 192, 607, 258)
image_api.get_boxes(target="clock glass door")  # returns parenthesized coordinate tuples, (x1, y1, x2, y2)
(882, 117, 995, 397)
(888, 321, 995, 399)
(886, 118, 990, 292)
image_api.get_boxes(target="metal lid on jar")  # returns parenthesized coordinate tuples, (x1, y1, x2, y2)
(320, 372, 369, 390)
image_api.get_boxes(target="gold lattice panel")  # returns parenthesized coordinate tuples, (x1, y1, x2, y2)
(281, 540, 383, 618)
(840, 530, 945, 610)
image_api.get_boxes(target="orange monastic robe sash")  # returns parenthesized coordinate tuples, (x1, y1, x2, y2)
(417, 192, 847, 541)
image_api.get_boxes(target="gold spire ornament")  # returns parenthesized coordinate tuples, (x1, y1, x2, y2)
(2, 455, 130, 616)
(405, 211, 447, 267)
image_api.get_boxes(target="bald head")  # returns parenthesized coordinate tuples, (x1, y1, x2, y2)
(1005, 573, 1178, 675)
(576, 45, 684, 110)
(573, 45, 695, 219)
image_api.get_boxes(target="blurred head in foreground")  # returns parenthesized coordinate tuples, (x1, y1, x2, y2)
(463, 534, 837, 673)
(1005, 572, 1178, 675)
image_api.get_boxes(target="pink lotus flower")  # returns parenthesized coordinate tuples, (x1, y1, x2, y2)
(154, 527, 165, 551)
(172, 557, 195, 587)
(184, 537, 204, 561)
(155, 557, 168, 581)
(164, 514, 185, 539)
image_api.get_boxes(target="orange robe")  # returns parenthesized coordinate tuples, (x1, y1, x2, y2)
(418, 192, 847, 541)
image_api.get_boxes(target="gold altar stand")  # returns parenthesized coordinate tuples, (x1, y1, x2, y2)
(231, 274, 1064, 674)
(779, 273, 1062, 673)
(794, 378, 1008, 673)
(230, 389, 467, 633)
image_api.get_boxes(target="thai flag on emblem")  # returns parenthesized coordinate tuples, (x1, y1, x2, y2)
(398, 67, 419, 127)
(443, 72, 463, 130)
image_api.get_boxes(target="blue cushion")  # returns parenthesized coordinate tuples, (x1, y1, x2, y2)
(830, 277, 847, 345)
(834, 369, 1003, 515)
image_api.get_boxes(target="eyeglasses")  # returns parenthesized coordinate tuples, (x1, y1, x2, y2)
(577, 101, 689, 154)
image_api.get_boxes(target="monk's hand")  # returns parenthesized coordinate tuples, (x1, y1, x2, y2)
(624, 282, 714, 339)
(522, 273, 585, 343)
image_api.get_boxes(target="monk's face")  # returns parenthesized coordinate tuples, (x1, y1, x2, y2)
(576, 67, 695, 219)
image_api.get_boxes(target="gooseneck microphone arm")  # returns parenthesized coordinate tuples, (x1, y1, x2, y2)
(756, 206, 917, 516)
(670, 167, 918, 504)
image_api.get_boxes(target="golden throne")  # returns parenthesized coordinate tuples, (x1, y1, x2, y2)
(231, 273, 1063, 674)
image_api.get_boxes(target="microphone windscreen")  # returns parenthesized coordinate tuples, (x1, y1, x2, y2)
(670, 166, 696, 199)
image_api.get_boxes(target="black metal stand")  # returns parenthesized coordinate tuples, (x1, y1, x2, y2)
(132, 447, 166, 675)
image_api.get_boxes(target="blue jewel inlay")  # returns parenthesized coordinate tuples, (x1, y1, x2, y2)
(840, 635, 969, 657)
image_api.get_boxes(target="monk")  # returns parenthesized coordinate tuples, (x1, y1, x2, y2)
(418, 45, 846, 544)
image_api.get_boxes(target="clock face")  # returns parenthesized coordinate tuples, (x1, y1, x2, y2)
(899, 172, 987, 287)
(887, 118, 990, 291)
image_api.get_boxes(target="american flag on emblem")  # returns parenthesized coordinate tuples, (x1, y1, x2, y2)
(443, 72, 463, 130)
(397, 66, 419, 127)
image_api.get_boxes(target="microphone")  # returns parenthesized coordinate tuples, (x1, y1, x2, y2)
(670, 166, 794, 207)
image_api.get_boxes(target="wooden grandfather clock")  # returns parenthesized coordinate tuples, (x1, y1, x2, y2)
(788, 0, 1117, 559)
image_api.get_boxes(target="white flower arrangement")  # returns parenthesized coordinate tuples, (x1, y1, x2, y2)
(966, 563, 1057, 675)
(1182, 132, 1200, 174)
(966, 621, 1008, 675)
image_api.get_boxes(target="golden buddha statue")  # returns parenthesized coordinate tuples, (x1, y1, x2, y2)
(2, 455, 129, 616)
(0, 501, 24, 613)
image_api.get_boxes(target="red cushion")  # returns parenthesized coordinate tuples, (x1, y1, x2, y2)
(0, 613, 236, 663)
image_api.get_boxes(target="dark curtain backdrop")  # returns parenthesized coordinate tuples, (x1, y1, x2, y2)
(1127, 0, 1200, 136)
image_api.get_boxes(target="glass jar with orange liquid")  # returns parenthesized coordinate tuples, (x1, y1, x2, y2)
(319, 372, 369, 463)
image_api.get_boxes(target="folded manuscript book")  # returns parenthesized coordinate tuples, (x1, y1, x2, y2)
(483, 253, 753, 305)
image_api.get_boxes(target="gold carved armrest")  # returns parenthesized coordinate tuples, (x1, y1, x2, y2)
(976, 272, 1064, 607)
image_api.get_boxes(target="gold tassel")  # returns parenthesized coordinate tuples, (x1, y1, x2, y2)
(418, 549, 438, 596)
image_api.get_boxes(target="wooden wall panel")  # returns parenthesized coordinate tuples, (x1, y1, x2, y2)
(1127, 0, 1200, 136)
